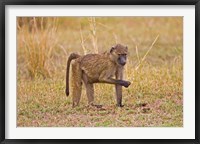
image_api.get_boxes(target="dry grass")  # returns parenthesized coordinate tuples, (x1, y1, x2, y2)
(17, 17, 183, 127)
(17, 17, 58, 79)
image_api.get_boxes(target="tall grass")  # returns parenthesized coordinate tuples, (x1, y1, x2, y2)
(79, 17, 99, 54)
(17, 17, 58, 79)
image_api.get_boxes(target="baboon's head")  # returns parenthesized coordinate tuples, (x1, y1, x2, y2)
(110, 44, 128, 66)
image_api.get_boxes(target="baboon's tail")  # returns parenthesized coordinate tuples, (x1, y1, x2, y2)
(66, 53, 81, 96)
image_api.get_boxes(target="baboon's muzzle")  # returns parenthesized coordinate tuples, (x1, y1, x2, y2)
(118, 56, 126, 66)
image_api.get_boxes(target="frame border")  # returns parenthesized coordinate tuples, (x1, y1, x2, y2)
(1, 0, 199, 144)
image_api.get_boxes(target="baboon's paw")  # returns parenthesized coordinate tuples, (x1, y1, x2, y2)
(65, 89, 69, 96)
(123, 81, 131, 88)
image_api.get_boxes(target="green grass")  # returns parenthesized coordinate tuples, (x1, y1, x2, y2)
(17, 17, 183, 127)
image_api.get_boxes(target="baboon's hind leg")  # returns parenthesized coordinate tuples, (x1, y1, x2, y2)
(82, 73, 94, 104)
(82, 73, 102, 108)
(85, 84, 95, 105)
(71, 62, 82, 107)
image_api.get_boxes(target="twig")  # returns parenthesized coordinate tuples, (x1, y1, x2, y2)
(80, 27, 87, 55)
(135, 35, 159, 70)
(88, 17, 98, 53)
(135, 45, 141, 63)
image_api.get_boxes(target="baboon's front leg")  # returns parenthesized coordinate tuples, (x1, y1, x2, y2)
(99, 75, 131, 87)
(71, 62, 82, 107)
(115, 67, 123, 107)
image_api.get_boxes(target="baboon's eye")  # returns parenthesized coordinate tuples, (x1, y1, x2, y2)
(118, 54, 127, 57)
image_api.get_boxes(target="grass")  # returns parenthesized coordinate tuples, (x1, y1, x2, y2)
(17, 17, 183, 127)
(17, 17, 58, 79)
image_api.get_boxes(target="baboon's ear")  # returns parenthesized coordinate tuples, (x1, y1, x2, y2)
(125, 46, 128, 50)
(110, 46, 115, 53)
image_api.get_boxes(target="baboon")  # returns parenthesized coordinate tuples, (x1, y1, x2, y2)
(65, 44, 131, 107)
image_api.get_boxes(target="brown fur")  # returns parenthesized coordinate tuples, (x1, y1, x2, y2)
(65, 44, 131, 107)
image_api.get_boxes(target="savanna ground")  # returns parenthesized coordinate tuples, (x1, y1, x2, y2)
(17, 17, 183, 127)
